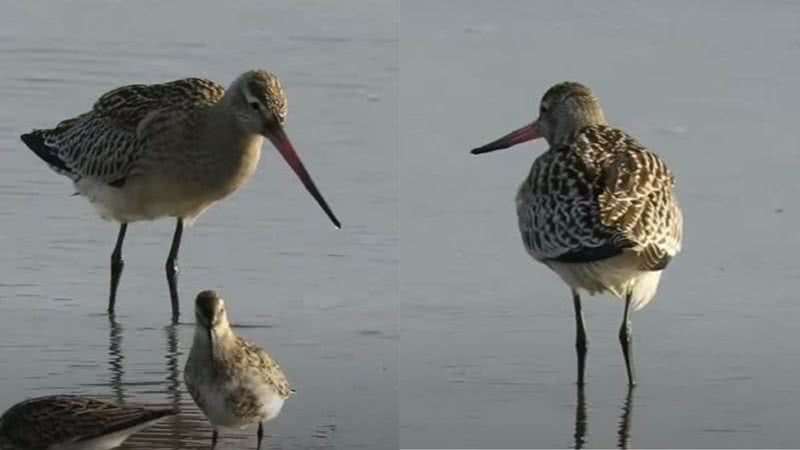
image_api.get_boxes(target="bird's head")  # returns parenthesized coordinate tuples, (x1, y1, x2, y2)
(229, 69, 340, 229)
(471, 81, 607, 154)
(194, 290, 229, 331)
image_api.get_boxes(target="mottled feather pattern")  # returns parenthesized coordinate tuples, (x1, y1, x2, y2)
(184, 330, 293, 426)
(203, 335, 293, 400)
(0, 395, 174, 448)
(234, 336, 294, 398)
(517, 125, 682, 270)
(245, 70, 287, 123)
(93, 78, 225, 124)
(23, 77, 226, 186)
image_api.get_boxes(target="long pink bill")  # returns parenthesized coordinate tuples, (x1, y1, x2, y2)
(267, 126, 341, 229)
(470, 121, 542, 155)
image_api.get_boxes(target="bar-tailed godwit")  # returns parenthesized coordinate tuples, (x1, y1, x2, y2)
(471, 82, 682, 385)
(184, 290, 294, 448)
(0, 395, 175, 449)
(21, 70, 340, 321)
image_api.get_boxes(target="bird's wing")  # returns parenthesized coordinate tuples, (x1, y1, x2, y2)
(517, 142, 628, 263)
(237, 337, 295, 398)
(0, 395, 174, 446)
(21, 77, 225, 186)
(520, 126, 682, 270)
(582, 126, 683, 270)
(92, 77, 225, 126)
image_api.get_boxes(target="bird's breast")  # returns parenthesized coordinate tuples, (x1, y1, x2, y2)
(209, 136, 262, 198)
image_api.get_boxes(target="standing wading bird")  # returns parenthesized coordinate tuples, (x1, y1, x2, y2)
(470, 82, 682, 386)
(0, 395, 176, 450)
(21, 70, 340, 322)
(184, 290, 294, 449)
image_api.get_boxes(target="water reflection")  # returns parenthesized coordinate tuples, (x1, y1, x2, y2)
(103, 318, 224, 449)
(164, 324, 182, 411)
(617, 387, 635, 449)
(108, 315, 124, 403)
(571, 385, 635, 449)
(573, 384, 588, 449)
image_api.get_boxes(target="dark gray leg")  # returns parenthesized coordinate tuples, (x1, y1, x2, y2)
(572, 289, 588, 386)
(109, 223, 128, 314)
(165, 218, 183, 322)
(257, 422, 264, 449)
(211, 429, 218, 447)
(619, 294, 636, 386)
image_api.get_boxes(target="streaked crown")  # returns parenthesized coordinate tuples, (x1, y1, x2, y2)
(537, 81, 607, 145)
(242, 70, 288, 124)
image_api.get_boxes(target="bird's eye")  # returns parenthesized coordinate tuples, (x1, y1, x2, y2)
(540, 104, 548, 114)
(249, 101, 260, 111)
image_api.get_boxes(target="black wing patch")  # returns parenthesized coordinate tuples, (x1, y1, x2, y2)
(547, 241, 671, 271)
(21, 131, 73, 175)
(547, 243, 627, 263)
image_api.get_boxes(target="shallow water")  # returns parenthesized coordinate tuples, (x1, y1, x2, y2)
(4, 1, 800, 448)
(400, 1, 800, 448)
(0, 1, 397, 449)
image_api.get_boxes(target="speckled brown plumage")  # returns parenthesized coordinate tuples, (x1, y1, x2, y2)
(0, 395, 175, 450)
(243, 70, 287, 124)
(20, 73, 286, 190)
(518, 124, 682, 271)
(188, 334, 293, 401)
(23, 78, 224, 185)
(19, 69, 297, 224)
(184, 291, 293, 443)
(19, 69, 339, 320)
(472, 80, 683, 385)
(473, 80, 683, 303)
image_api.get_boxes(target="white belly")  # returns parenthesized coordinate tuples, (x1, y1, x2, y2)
(75, 177, 215, 224)
(545, 255, 663, 311)
(192, 379, 285, 429)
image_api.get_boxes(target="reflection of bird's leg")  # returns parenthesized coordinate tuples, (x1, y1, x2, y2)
(618, 294, 635, 386)
(572, 289, 588, 385)
(617, 386, 635, 449)
(164, 324, 183, 448)
(165, 324, 181, 407)
(573, 383, 588, 449)
(211, 429, 218, 447)
(108, 315, 124, 402)
(257, 422, 264, 449)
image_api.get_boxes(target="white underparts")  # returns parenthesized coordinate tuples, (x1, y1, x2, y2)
(546, 255, 663, 311)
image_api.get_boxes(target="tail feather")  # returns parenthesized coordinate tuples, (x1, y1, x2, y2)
(20, 130, 75, 178)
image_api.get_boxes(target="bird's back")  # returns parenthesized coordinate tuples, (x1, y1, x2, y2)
(234, 336, 295, 400)
(20, 77, 226, 186)
(0, 395, 175, 449)
(517, 125, 682, 270)
(184, 334, 293, 399)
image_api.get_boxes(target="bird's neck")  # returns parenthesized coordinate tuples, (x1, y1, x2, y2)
(193, 323, 237, 357)
(552, 110, 607, 146)
(197, 106, 263, 194)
